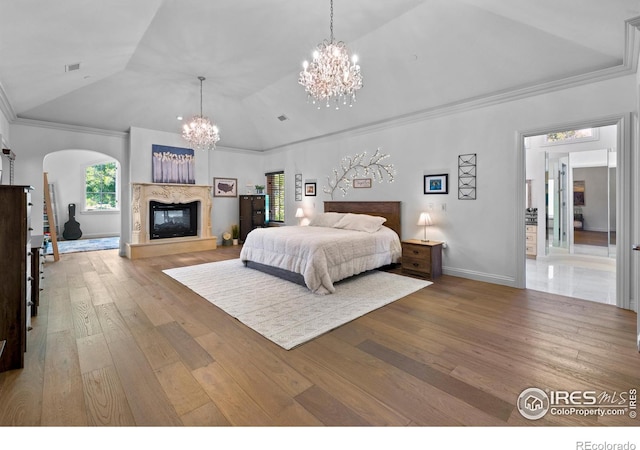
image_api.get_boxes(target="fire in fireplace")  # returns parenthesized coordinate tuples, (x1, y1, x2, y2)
(150, 200, 198, 239)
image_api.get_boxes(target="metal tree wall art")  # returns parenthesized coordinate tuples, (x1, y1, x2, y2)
(323, 148, 395, 199)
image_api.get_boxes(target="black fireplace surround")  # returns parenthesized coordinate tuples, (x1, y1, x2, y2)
(150, 200, 198, 239)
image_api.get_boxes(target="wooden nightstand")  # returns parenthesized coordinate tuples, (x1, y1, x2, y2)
(401, 239, 443, 280)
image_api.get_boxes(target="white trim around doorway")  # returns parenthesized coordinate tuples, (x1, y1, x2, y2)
(516, 113, 633, 311)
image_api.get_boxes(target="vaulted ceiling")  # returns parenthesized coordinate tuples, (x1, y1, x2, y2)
(1, 0, 639, 151)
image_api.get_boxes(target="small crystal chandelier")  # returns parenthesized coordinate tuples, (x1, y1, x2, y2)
(298, 0, 363, 109)
(182, 76, 220, 150)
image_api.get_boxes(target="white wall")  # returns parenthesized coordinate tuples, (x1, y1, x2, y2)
(0, 101, 11, 184)
(209, 147, 266, 238)
(261, 74, 637, 286)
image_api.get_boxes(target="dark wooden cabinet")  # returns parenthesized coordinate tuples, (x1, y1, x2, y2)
(239, 195, 265, 243)
(401, 239, 443, 280)
(0, 185, 33, 372)
(30, 235, 45, 317)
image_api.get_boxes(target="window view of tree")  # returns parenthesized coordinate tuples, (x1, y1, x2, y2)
(85, 162, 118, 210)
(266, 171, 285, 222)
(546, 128, 594, 142)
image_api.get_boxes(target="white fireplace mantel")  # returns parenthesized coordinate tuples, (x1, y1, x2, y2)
(127, 183, 216, 259)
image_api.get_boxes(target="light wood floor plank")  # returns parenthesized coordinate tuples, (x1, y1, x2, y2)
(107, 336, 182, 426)
(82, 365, 136, 426)
(128, 322, 181, 371)
(70, 297, 102, 339)
(195, 332, 323, 426)
(192, 362, 273, 426)
(41, 330, 87, 426)
(180, 401, 231, 426)
(154, 360, 210, 416)
(156, 321, 214, 371)
(283, 347, 412, 426)
(76, 333, 112, 374)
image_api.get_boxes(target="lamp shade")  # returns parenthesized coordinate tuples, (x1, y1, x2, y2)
(417, 212, 432, 226)
(295, 208, 305, 218)
(417, 212, 433, 242)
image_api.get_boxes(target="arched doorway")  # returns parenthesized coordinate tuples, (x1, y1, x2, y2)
(43, 149, 121, 252)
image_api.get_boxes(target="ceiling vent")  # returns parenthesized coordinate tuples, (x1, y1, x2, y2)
(65, 63, 81, 72)
(277, 114, 288, 122)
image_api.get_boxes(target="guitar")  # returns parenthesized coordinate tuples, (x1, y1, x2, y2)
(62, 203, 82, 240)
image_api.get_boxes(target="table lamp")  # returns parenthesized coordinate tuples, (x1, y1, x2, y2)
(417, 212, 433, 242)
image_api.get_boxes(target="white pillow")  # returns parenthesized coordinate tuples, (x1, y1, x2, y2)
(308, 212, 345, 227)
(333, 213, 387, 233)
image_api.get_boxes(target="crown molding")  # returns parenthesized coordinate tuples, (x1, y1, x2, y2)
(0, 81, 16, 122)
(11, 117, 129, 139)
(624, 16, 640, 73)
(265, 64, 635, 152)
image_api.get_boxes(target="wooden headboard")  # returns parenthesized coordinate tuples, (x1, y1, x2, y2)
(324, 201, 402, 238)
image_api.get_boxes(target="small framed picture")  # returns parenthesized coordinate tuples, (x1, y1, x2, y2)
(213, 177, 238, 197)
(424, 174, 448, 194)
(305, 182, 316, 196)
(295, 173, 303, 201)
(353, 178, 372, 188)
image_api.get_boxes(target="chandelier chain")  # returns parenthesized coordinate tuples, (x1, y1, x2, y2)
(199, 77, 203, 116)
(330, 0, 334, 42)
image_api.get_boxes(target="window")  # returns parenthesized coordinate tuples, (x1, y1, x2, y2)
(543, 128, 599, 145)
(85, 161, 119, 211)
(266, 171, 285, 222)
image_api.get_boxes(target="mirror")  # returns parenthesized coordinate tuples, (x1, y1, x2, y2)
(545, 151, 569, 254)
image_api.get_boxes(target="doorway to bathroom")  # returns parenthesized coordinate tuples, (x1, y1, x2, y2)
(525, 124, 617, 305)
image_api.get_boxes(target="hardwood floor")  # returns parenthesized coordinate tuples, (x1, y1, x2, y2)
(0, 246, 638, 429)
(574, 229, 616, 247)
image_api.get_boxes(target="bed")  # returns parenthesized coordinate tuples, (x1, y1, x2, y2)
(239, 201, 402, 294)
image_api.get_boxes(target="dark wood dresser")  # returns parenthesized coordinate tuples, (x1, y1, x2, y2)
(0, 185, 33, 372)
(239, 195, 265, 243)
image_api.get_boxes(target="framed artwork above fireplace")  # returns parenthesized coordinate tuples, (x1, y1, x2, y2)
(152, 144, 195, 184)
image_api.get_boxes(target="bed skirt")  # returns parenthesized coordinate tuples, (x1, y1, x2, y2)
(244, 260, 306, 287)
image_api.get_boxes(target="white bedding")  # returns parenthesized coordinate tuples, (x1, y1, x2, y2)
(239, 225, 402, 294)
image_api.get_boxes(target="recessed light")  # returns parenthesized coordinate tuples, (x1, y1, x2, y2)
(176, 116, 183, 121)
(277, 114, 288, 122)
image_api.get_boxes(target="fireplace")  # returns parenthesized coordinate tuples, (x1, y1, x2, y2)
(127, 183, 216, 259)
(150, 200, 198, 240)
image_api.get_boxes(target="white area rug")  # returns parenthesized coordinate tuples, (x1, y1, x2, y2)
(163, 259, 432, 350)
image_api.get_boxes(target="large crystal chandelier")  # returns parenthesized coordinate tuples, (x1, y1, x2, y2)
(182, 76, 220, 150)
(298, 0, 363, 109)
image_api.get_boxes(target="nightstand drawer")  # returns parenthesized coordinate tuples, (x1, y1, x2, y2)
(525, 225, 537, 233)
(400, 239, 443, 280)
(526, 233, 536, 243)
(401, 243, 431, 259)
(402, 256, 430, 274)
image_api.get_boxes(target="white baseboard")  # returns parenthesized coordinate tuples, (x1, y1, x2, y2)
(442, 266, 516, 287)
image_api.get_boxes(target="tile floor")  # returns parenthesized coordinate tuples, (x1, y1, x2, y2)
(526, 245, 616, 305)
